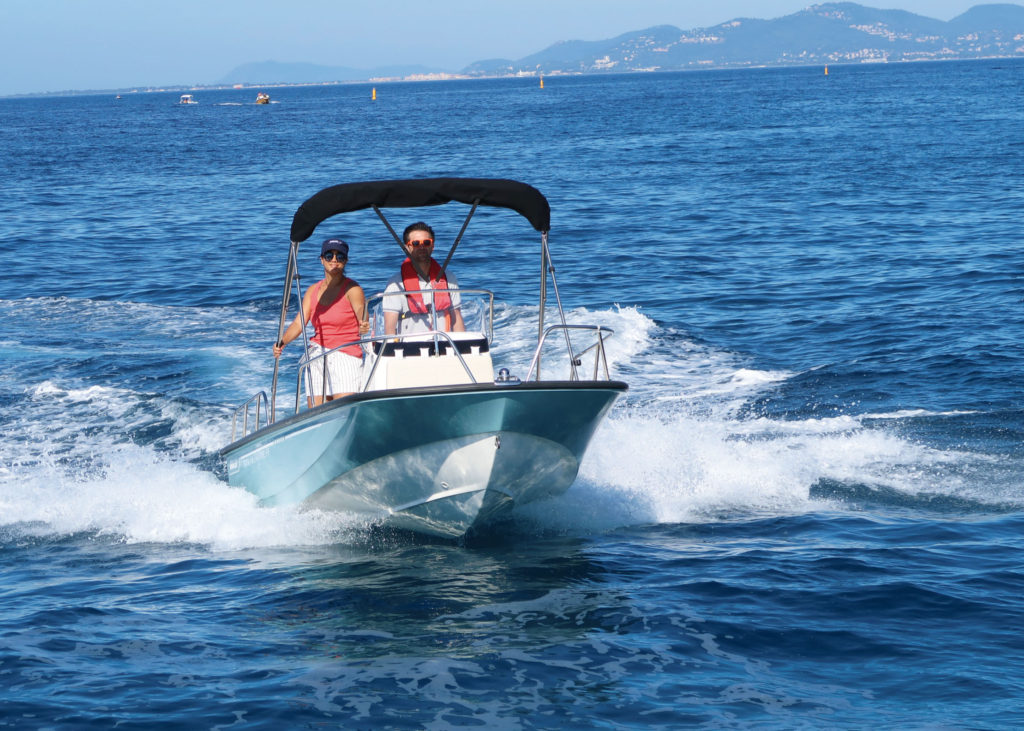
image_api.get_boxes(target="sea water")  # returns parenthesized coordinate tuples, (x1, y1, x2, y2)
(1, 61, 1023, 728)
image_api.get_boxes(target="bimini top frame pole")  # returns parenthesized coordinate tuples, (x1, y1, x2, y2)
(536, 231, 578, 381)
(439, 199, 479, 278)
(270, 241, 300, 422)
(270, 239, 313, 423)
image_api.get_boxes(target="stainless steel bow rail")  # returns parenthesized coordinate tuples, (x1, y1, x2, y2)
(231, 391, 269, 443)
(527, 324, 614, 382)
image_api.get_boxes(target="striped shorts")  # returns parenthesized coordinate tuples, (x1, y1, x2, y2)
(301, 343, 363, 399)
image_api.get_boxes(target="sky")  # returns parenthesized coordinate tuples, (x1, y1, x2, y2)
(0, 0, 991, 96)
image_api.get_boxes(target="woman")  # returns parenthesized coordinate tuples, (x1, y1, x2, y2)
(273, 237, 369, 406)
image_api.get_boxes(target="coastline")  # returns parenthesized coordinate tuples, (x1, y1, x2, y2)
(5, 53, 1024, 100)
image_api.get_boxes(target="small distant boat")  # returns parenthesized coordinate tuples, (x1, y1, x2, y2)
(255, 92, 271, 104)
(179, 94, 198, 105)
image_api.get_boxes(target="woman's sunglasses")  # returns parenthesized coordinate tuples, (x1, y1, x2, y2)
(322, 251, 347, 261)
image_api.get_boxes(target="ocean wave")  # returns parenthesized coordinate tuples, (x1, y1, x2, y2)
(0, 298, 1019, 549)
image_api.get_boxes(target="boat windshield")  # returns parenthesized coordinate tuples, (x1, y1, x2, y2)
(365, 288, 494, 343)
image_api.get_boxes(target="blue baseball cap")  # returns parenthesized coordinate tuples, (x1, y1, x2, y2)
(320, 238, 349, 258)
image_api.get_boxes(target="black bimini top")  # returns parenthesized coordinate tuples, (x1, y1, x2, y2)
(290, 178, 550, 243)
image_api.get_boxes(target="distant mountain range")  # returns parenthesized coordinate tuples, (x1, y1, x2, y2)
(219, 3, 1024, 85)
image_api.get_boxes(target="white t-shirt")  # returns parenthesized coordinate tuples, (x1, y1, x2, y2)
(382, 268, 461, 335)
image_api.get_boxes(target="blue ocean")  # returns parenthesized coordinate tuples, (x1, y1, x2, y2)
(2, 60, 1023, 728)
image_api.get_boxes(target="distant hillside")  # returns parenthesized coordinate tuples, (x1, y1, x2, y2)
(463, 2, 1024, 76)
(217, 61, 444, 85)
(219, 3, 1024, 85)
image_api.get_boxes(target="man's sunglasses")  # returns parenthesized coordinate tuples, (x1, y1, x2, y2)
(322, 251, 347, 261)
(407, 238, 433, 248)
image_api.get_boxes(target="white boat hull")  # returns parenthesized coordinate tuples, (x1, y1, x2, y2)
(306, 430, 580, 537)
(222, 383, 625, 539)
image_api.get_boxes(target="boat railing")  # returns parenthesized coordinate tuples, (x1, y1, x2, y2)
(526, 324, 615, 382)
(231, 290, 496, 432)
(230, 390, 269, 442)
(230, 288, 615, 437)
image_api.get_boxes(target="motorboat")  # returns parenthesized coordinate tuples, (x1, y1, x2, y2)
(255, 92, 270, 104)
(220, 178, 627, 539)
(179, 94, 197, 105)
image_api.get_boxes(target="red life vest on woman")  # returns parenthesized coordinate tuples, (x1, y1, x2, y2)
(401, 258, 452, 329)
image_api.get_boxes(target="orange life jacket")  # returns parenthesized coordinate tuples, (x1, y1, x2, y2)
(401, 258, 452, 330)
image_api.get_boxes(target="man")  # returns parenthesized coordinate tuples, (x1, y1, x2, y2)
(383, 222, 466, 336)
